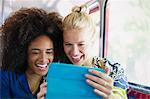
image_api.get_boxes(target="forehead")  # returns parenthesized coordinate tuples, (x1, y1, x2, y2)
(63, 28, 92, 42)
(29, 35, 53, 48)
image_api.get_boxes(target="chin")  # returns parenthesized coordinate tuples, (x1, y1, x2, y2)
(39, 71, 48, 76)
(72, 62, 83, 66)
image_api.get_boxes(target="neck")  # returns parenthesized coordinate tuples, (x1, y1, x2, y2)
(25, 70, 42, 94)
(83, 57, 93, 67)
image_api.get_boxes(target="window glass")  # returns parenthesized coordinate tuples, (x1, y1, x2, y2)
(0, 0, 89, 24)
(107, 0, 150, 86)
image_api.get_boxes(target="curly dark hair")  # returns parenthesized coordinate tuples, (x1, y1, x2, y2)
(1, 8, 64, 72)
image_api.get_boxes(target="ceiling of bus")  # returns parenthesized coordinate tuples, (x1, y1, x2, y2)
(0, 0, 91, 24)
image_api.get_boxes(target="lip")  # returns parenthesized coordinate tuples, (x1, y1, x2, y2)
(37, 66, 48, 71)
(71, 55, 83, 65)
(37, 64, 47, 68)
(36, 63, 49, 71)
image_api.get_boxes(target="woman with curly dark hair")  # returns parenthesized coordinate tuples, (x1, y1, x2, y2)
(0, 8, 63, 98)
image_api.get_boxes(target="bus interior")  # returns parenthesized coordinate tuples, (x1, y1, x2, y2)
(0, 0, 150, 98)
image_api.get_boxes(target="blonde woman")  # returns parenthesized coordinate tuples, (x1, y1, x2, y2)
(62, 5, 129, 99)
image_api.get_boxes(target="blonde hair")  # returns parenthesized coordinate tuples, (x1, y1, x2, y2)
(63, 5, 96, 38)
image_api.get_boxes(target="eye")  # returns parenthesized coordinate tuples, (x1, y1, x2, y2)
(46, 50, 54, 55)
(46, 51, 53, 54)
(78, 43, 85, 47)
(32, 51, 40, 54)
(64, 43, 72, 46)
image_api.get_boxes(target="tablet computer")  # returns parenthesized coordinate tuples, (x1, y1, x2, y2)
(46, 63, 105, 99)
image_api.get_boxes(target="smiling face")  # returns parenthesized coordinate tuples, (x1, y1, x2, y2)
(63, 28, 93, 65)
(27, 35, 54, 76)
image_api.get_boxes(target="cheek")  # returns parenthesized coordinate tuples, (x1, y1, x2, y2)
(64, 49, 70, 58)
(81, 49, 88, 56)
(48, 55, 54, 62)
(81, 46, 91, 56)
(86, 42, 92, 50)
(63, 46, 70, 54)
(27, 55, 37, 66)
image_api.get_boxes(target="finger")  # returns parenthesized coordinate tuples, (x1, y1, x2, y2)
(40, 82, 47, 88)
(41, 97, 45, 99)
(88, 69, 113, 83)
(37, 96, 45, 99)
(37, 92, 44, 99)
(43, 79, 46, 82)
(94, 89, 113, 99)
(37, 86, 47, 98)
(86, 79, 112, 95)
(94, 89, 107, 98)
(85, 74, 112, 89)
(37, 82, 47, 99)
(41, 86, 47, 93)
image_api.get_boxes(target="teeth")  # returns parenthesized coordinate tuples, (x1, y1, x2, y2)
(37, 64, 47, 68)
(72, 56, 80, 59)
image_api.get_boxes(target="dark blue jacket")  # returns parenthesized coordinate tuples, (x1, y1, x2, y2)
(0, 71, 36, 99)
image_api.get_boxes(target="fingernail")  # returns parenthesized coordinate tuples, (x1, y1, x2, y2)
(86, 79, 90, 83)
(88, 69, 93, 72)
(85, 74, 90, 78)
(85, 74, 88, 77)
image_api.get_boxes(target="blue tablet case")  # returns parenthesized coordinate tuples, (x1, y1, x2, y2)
(46, 63, 105, 99)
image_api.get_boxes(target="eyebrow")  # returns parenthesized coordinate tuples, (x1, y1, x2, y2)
(64, 41, 86, 43)
(63, 41, 70, 43)
(31, 48, 54, 51)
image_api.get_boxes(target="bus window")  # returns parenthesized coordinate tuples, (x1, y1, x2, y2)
(103, 1, 150, 98)
(107, 0, 150, 87)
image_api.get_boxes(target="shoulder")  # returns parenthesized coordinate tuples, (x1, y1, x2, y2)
(0, 70, 13, 79)
(1, 70, 18, 76)
(0, 70, 31, 98)
(0, 71, 18, 93)
(0, 70, 27, 89)
(0, 70, 25, 82)
(92, 56, 107, 69)
(105, 58, 129, 90)
(92, 56, 125, 79)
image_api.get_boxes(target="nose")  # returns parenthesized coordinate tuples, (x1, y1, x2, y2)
(39, 52, 48, 63)
(71, 45, 80, 56)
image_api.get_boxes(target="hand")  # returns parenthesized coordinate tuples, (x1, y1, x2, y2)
(37, 80, 47, 99)
(85, 69, 114, 99)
